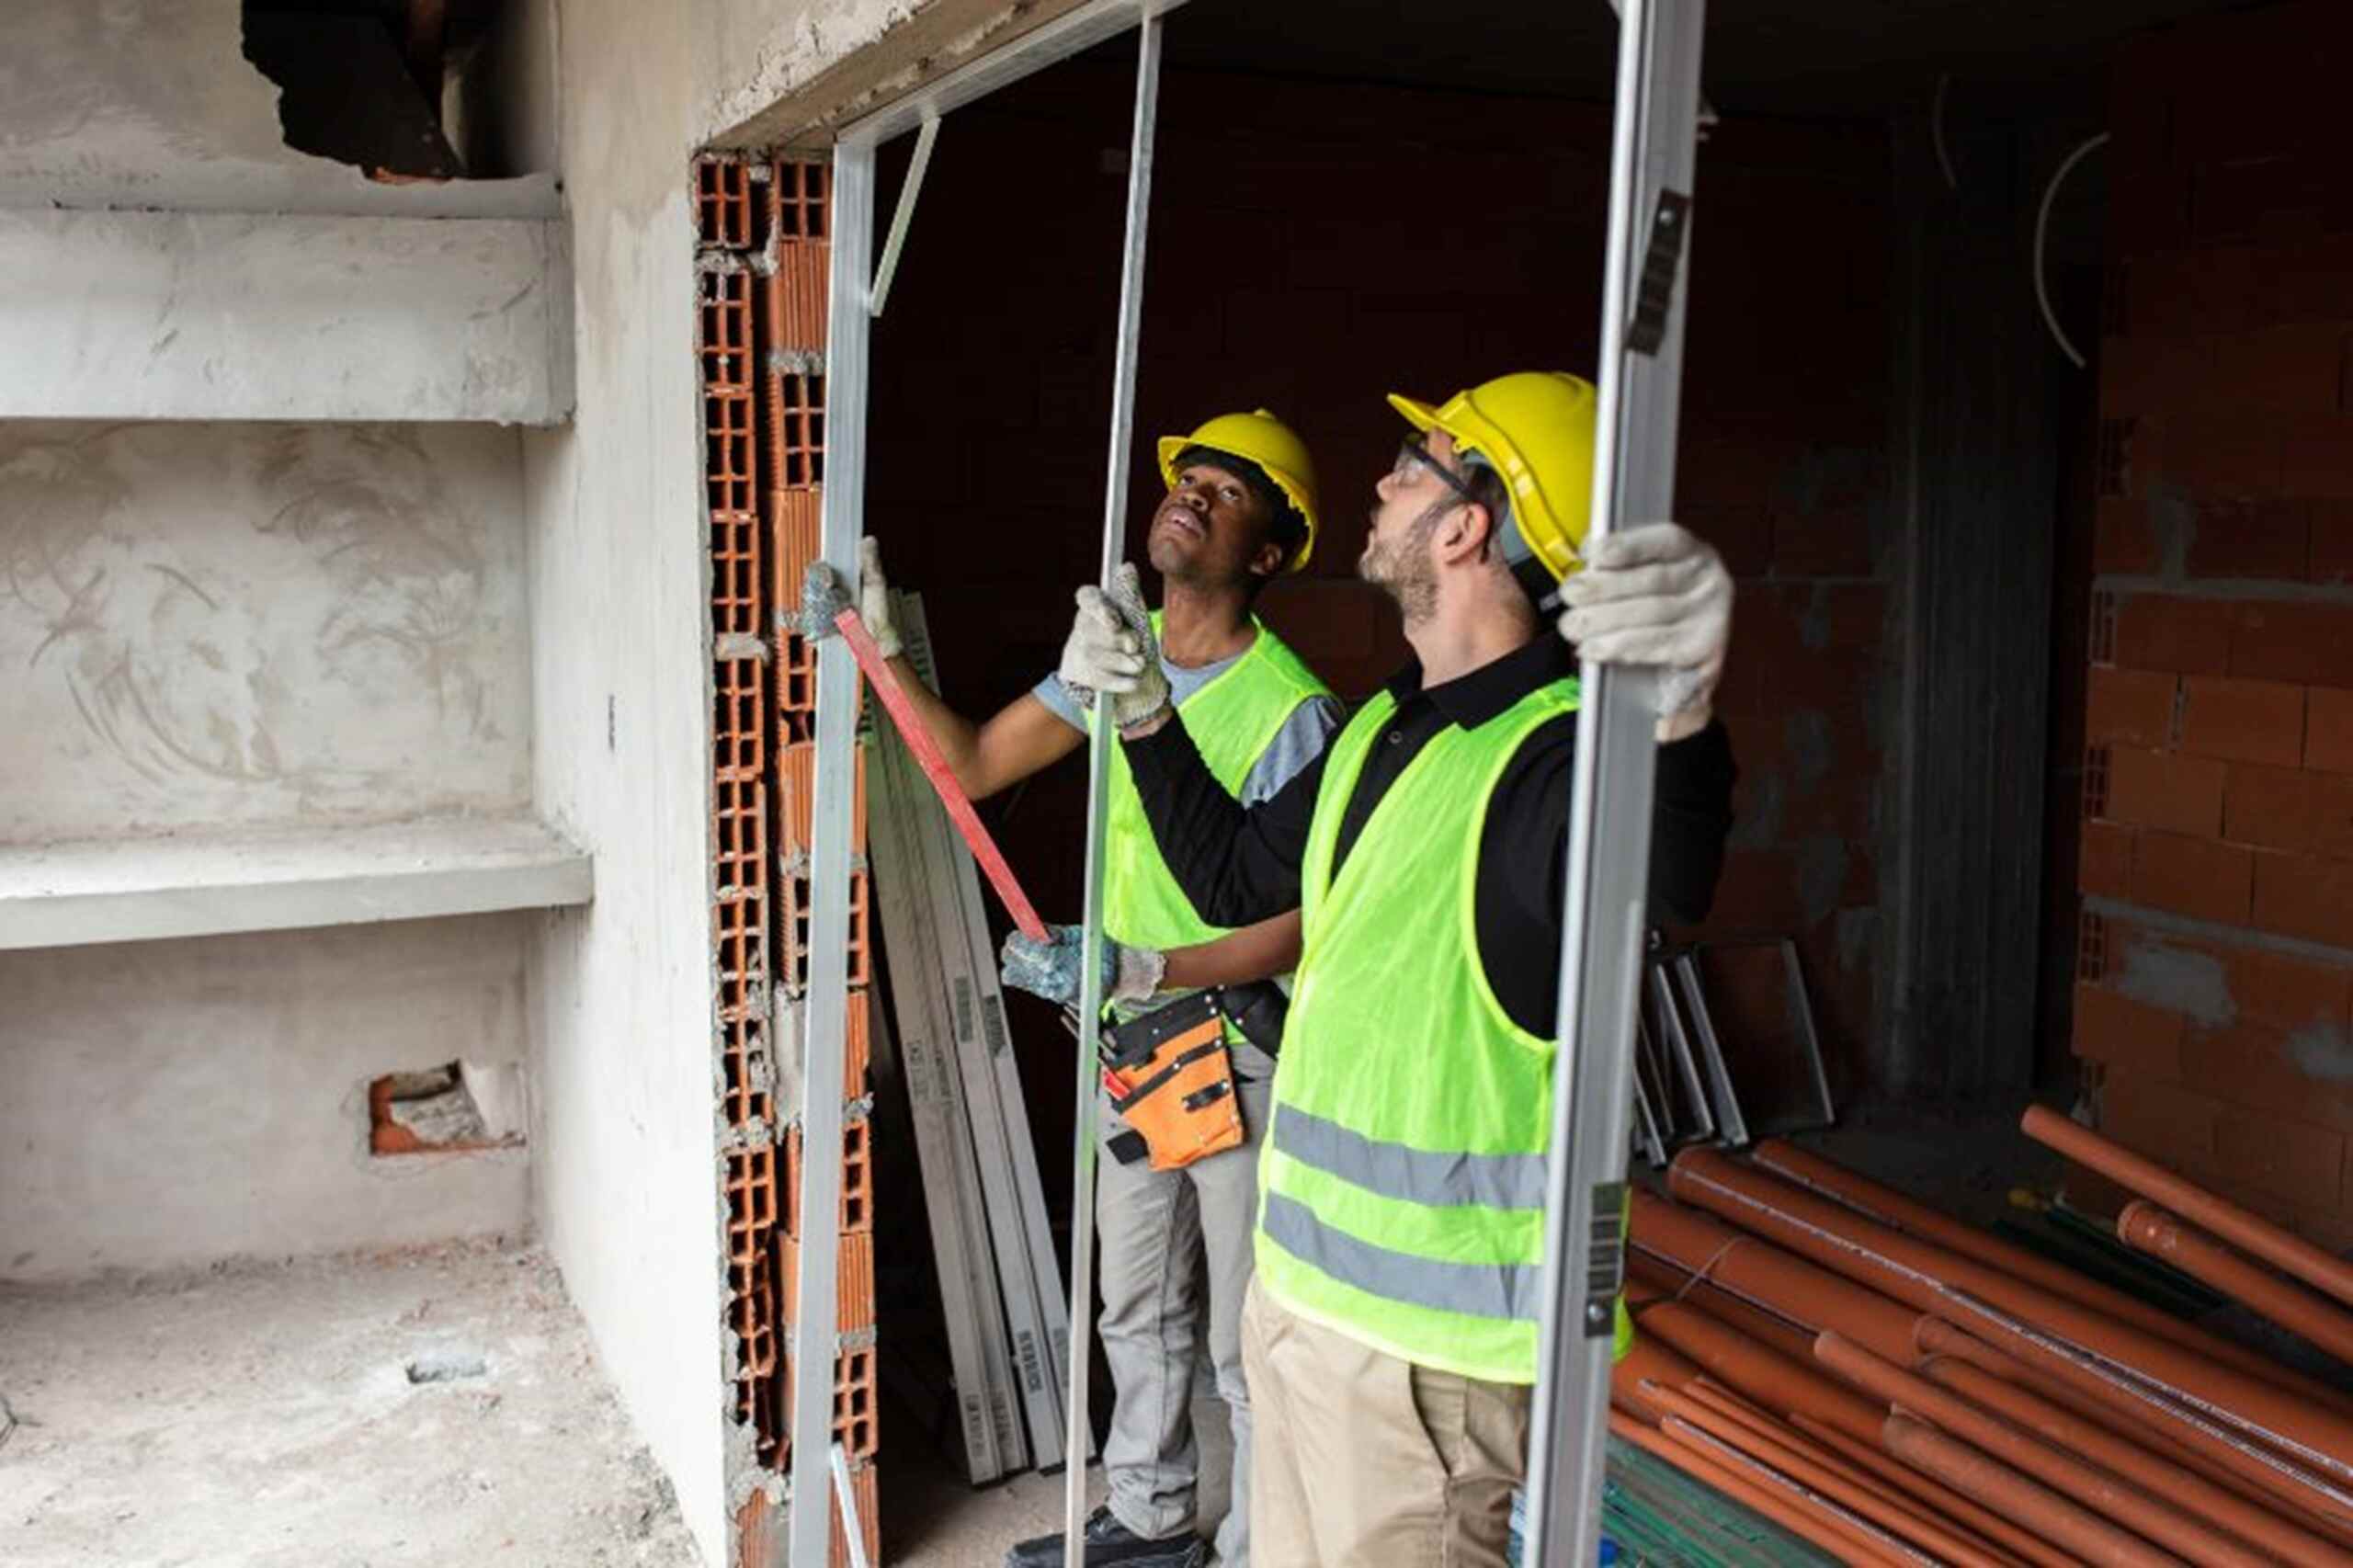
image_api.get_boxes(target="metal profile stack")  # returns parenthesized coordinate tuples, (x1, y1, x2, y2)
(865, 593, 1078, 1480)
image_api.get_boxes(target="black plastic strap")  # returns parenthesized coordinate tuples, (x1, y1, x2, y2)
(1626, 190, 1691, 356)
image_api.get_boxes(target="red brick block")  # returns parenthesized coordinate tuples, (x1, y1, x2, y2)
(2104, 746, 2226, 836)
(2085, 666, 2178, 749)
(2132, 831, 2255, 925)
(2280, 412, 2353, 499)
(2159, 414, 2280, 500)
(2229, 599, 2353, 687)
(2308, 687, 2353, 773)
(2214, 1105, 2346, 1210)
(2078, 820, 2136, 899)
(2185, 498, 2310, 580)
(2211, 325, 2347, 414)
(2223, 762, 2314, 850)
(2179, 676, 2305, 765)
(2094, 497, 2160, 575)
(2309, 501, 2353, 585)
(2252, 850, 2353, 947)
(2099, 1072, 2222, 1172)
(2182, 1019, 2353, 1130)
(2223, 943, 2353, 1030)
(2112, 595, 2234, 675)
(2071, 983, 2188, 1078)
(2097, 334, 2212, 418)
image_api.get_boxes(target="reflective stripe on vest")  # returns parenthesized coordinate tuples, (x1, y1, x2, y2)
(1254, 674, 1579, 1385)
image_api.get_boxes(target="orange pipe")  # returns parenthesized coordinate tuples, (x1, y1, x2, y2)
(1923, 1354, 2353, 1566)
(1631, 1188, 1923, 1365)
(1818, 1333, 2270, 1568)
(1672, 1149, 2353, 1484)
(1657, 1412, 1931, 1565)
(1628, 1248, 1824, 1363)
(1646, 1383, 2018, 1568)
(1882, 1414, 2188, 1568)
(1756, 1138, 2353, 1416)
(2119, 1199, 2353, 1367)
(1910, 1317, 2353, 1543)
(1610, 1327, 1703, 1425)
(1633, 1296, 1887, 1445)
(1915, 1300, 2353, 1534)
(1609, 1409, 1890, 1567)
(1794, 1416, 2082, 1568)
(2023, 1105, 2353, 1313)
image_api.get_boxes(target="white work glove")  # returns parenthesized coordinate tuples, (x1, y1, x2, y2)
(1058, 562, 1171, 733)
(857, 536, 903, 658)
(1000, 925, 1166, 1009)
(1556, 521, 1732, 743)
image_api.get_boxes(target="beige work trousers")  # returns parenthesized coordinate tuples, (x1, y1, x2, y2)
(1240, 1277, 1530, 1567)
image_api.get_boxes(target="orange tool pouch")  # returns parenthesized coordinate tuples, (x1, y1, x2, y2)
(1100, 990, 1245, 1172)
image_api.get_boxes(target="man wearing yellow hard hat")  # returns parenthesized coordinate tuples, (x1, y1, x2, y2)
(1033, 373, 1737, 1564)
(866, 410, 1342, 1568)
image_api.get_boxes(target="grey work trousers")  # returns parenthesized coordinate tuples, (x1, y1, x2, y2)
(1096, 1070, 1273, 1565)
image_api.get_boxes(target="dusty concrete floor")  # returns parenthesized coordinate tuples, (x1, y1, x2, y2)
(0, 1238, 699, 1568)
(881, 1391, 1232, 1567)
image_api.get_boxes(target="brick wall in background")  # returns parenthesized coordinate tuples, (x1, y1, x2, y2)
(865, 64, 1894, 1119)
(2071, 0, 2353, 1245)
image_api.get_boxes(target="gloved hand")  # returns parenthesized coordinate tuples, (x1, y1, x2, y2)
(858, 536, 903, 658)
(1555, 522, 1732, 742)
(1058, 562, 1172, 733)
(1000, 924, 1167, 1009)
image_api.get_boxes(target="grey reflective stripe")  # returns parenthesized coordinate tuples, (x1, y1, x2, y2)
(1260, 1190, 1543, 1322)
(1272, 1103, 1550, 1210)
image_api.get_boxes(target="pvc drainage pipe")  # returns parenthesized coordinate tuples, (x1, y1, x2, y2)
(1793, 1415, 2082, 1568)
(1922, 1353, 2353, 1567)
(1632, 1295, 1887, 1445)
(1755, 1138, 2353, 1416)
(1608, 1408, 1892, 1567)
(1818, 1332, 2274, 1568)
(2023, 1105, 2353, 1314)
(1881, 1414, 2188, 1568)
(1671, 1149, 2353, 1483)
(1627, 1248, 1823, 1363)
(2119, 1199, 2353, 1369)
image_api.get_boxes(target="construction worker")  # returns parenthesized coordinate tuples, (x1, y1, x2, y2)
(1021, 373, 1737, 1566)
(859, 411, 1344, 1568)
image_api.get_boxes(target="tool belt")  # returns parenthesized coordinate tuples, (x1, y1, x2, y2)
(1098, 982, 1286, 1171)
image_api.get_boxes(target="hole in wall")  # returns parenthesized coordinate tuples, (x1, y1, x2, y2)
(368, 1061, 527, 1155)
(241, 1, 519, 182)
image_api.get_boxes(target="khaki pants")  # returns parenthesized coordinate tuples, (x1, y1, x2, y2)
(1241, 1278, 1529, 1567)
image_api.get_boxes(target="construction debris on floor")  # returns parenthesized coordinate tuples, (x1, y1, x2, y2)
(1613, 1112, 2353, 1565)
(0, 1238, 699, 1568)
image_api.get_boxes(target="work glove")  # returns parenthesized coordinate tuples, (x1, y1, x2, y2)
(1000, 924, 1166, 1010)
(857, 536, 904, 658)
(1555, 521, 1732, 742)
(1057, 562, 1171, 733)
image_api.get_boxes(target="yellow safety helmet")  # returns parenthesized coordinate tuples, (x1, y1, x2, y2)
(1387, 371, 1598, 601)
(1156, 409, 1321, 573)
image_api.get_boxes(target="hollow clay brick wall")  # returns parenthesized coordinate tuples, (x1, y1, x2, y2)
(2071, 0, 2353, 1247)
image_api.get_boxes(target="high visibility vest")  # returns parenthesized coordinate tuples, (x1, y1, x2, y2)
(1093, 616, 1333, 1005)
(1255, 676, 1581, 1383)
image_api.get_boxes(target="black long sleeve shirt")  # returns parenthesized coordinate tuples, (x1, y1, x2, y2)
(1123, 633, 1738, 1039)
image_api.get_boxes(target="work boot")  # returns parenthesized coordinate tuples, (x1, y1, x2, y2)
(1004, 1506, 1207, 1568)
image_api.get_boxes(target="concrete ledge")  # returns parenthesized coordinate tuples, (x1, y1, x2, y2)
(0, 818, 593, 949)
(0, 210, 574, 425)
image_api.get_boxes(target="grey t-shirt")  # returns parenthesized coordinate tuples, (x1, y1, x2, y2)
(1035, 637, 1343, 1080)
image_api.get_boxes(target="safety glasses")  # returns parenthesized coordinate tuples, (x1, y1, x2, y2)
(1392, 437, 1483, 509)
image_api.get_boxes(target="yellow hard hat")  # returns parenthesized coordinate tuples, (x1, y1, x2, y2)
(1156, 409, 1320, 572)
(1387, 372, 1598, 596)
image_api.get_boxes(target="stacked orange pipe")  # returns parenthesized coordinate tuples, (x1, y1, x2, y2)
(2119, 1199, 2353, 1368)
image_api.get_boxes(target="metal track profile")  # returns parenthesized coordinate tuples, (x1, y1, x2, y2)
(1066, 16, 1165, 1558)
(1523, 0, 1708, 1561)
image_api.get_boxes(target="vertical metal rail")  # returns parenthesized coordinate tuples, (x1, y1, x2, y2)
(1066, 13, 1165, 1559)
(786, 141, 875, 1568)
(1524, 0, 1707, 1561)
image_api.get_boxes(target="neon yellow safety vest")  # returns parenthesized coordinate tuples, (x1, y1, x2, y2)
(1255, 676, 1585, 1383)
(1095, 614, 1333, 979)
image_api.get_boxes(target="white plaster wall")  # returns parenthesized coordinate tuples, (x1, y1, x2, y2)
(0, 914, 531, 1282)
(0, 422, 531, 845)
(0, 0, 557, 217)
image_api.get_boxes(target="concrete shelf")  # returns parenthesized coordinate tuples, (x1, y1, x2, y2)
(0, 818, 593, 950)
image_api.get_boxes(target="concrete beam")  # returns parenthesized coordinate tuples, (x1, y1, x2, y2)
(0, 210, 574, 425)
(0, 817, 593, 950)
